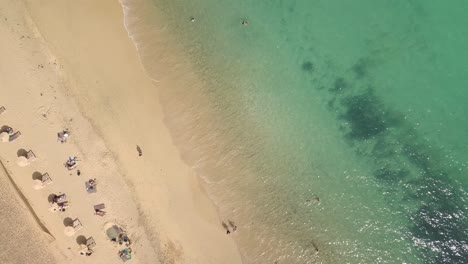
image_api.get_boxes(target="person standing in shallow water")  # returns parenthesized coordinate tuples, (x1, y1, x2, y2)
(241, 19, 248, 26)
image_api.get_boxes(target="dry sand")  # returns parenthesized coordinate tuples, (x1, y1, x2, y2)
(0, 0, 242, 263)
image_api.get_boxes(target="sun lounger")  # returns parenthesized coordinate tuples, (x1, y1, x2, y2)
(9, 131, 21, 142)
(57, 130, 69, 143)
(41, 173, 52, 185)
(119, 248, 132, 262)
(54, 193, 67, 203)
(73, 218, 83, 231)
(94, 203, 105, 210)
(85, 180, 97, 193)
(86, 237, 96, 249)
(26, 150, 36, 161)
(94, 203, 106, 216)
(0, 106, 5, 115)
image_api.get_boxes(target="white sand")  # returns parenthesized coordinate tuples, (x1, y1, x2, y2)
(0, 0, 242, 263)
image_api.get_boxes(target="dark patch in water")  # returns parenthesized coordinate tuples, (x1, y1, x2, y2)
(340, 89, 390, 140)
(374, 167, 408, 182)
(371, 138, 395, 159)
(327, 98, 336, 109)
(313, 59, 468, 263)
(352, 58, 368, 79)
(411, 179, 468, 263)
(302, 61, 314, 72)
(329, 77, 348, 93)
(402, 143, 432, 173)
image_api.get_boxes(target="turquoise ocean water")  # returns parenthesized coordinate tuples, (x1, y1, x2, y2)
(122, 1, 468, 263)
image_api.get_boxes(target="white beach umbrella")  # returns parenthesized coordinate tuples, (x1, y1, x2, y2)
(32, 179, 44, 190)
(16, 156, 30, 167)
(64, 226, 75, 236)
(78, 244, 89, 254)
(0, 132, 9, 142)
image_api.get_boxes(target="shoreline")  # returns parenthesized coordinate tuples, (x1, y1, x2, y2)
(2, 0, 244, 263)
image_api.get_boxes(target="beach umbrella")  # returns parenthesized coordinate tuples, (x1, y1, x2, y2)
(78, 244, 89, 255)
(32, 179, 44, 190)
(0, 132, 9, 142)
(16, 156, 29, 167)
(64, 226, 75, 236)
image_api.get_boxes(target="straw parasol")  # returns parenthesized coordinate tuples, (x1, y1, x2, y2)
(78, 244, 89, 255)
(64, 226, 75, 236)
(0, 132, 8, 142)
(16, 156, 30, 167)
(32, 179, 44, 190)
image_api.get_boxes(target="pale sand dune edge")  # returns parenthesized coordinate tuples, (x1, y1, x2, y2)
(0, 160, 55, 241)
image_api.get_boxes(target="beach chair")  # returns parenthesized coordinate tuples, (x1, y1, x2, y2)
(26, 150, 36, 161)
(0, 106, 5, 115)
(41, 173, 52, 185)
(86, 237, 96, 249)
(94, 203, 106, 216)
(73, 218, 83, 231)
(85, 180, 97, 193)
(54, 193, 67, 203)
(9, 131, 21, 142)
(119, 248, 132, 262)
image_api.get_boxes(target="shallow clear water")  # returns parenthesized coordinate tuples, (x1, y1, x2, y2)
(122, 0, 468, 263)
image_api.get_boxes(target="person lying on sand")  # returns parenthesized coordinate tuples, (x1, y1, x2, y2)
(57, 130, 70, 143)
(5, 126, 14, 135)
(86, 179, 97, 190)
(65, 156, 78, 170)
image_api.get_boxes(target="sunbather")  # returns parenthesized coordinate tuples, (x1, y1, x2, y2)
(95, 209, 106, 216)
(87, 179, 96, 189)
(6, 126, 13, 135)
(52, 193, 67, 204)
(65, 156, 77, 170)
(57, 130, 69, 143)
(57, 202, 69, 212)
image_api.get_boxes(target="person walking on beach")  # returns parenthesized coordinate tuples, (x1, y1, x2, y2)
(222, 221, 231, 234)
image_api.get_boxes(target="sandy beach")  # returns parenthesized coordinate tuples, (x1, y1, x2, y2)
(0, 0, 242, 263)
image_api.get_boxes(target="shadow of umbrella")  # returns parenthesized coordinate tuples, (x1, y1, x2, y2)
(63, 217, 74, 227)
(47, 194, 56, 203)
(76, 235, 87, 245)
(17, 149, 27, 157)
(0, 125, 11, 133)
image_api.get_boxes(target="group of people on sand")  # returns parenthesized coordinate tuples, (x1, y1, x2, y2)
(3, 124, 133, 259)
(55, 130, 133, 259)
